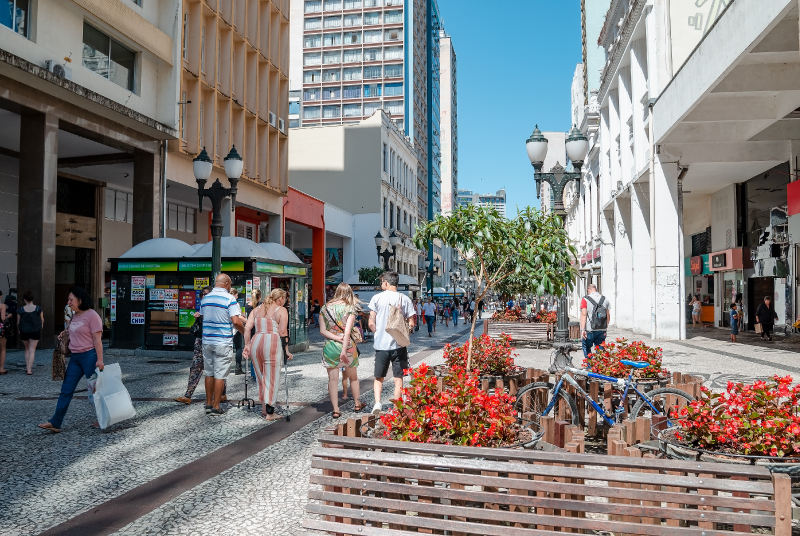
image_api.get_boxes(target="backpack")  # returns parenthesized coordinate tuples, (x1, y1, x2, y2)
(19, 306, 42, 333)
(585, 296, 608, 330)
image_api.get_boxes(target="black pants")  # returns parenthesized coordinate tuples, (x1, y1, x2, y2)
(234, 331, 244, 368)
(761, 323, 773, 338)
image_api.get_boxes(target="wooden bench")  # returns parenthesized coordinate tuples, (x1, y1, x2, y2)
(304, 435, 793, 536)
(485, 319, 550, 347)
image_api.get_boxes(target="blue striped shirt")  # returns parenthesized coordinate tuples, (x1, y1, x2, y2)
(201, 288, 241, 346)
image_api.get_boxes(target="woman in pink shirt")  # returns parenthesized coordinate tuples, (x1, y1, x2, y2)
(38, 287, 104, 433)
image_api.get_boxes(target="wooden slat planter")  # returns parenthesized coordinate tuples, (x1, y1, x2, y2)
(305, 434, 793, 536)
(484, 319, 551, 347)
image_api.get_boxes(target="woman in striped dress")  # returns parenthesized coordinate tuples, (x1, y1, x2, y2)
(244, 288, 293, 421)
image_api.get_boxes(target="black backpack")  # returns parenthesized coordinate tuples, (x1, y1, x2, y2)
(585, 296, 608, 330)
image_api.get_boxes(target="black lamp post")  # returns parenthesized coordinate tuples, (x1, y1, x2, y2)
(526, 124, 588, 344)
(194, 145, 242, 280)
(374, 230, 400, 271)
(449, 269, 460, 305)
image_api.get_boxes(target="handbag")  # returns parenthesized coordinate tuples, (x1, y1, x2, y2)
(386, 301, 410, 348)
(51, 347, 66, 381)
(754, 323, 763, 334)
(190, 316, 202, 338)
(324, 305, 361, 357)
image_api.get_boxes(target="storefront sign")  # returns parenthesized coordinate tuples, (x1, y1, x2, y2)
(179, 261, 245, 272)
(686, 255, 712, 276)
(256, 262, 284, 274)
(163, 334, 178, 346)
(149, 288, 164, 301)
(711, 253, 727, 269)
(118, 262, 178, 272)
(131, 289, 146, 301)
(179, 309, 196, 328)
(145, 275, 155, 288)
(131, 312, 145, 325)
(284, 266, 307, 275)
(164, 300, 178, 312)
(690, 256, 703, 276)
(253, 276, 260, 289)
(131, 276, 146, 290)
(194, 277, 209, 290)
(179, 291, 195, 309)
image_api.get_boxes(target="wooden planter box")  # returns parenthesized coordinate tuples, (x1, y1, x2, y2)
(484, 319, 551, 347)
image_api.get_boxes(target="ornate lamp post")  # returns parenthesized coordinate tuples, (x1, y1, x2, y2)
(374, 230, 400, 270)
(194, 145, 242, 280)
(425, 258, 441, 296)
(449, 269, 460, 305)
(526, 124, 588, 344)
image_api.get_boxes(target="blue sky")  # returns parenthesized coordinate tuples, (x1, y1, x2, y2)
(438, 0, 582, 214)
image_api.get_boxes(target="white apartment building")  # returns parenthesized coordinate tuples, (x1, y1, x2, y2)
(568, 0, 800, 340)
(439, 29, 457, 215)
(288, 111, 423, 279)
(457, 189, 507, 218)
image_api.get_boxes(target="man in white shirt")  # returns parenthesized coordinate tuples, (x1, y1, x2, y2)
(422, 297, 436, 337)
(368, 272, 417, 414)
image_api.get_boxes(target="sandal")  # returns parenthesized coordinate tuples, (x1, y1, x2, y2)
(353, 402, 366, 412)
(264, 414, 283, 421)
(38, 423, 61, 433)
(332, 411, 341, 419)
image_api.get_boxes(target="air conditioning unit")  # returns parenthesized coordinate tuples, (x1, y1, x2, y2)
(278, 118, 285, 133)
(268, 111, 277, 127)
(45, 60, 72, 80)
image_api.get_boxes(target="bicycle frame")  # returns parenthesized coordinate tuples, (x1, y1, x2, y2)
(542, 366, 666, 427)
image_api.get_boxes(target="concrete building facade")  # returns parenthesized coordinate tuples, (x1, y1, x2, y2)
(287, 111, 423, 281)
(438, 29, 456, 216)
(567, 0, 800, 340)
(456, 189, 507, 218)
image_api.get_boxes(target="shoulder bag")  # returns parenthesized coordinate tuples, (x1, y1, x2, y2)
(386, 298, 410, 348)
(52, 319, 71, 381)
(324, 305, 361, 357)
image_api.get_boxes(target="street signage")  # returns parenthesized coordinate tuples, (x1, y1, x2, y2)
(131, 312, 145, 325)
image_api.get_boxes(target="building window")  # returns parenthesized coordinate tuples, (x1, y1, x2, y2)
(82, 22, 136, 91)
(289, 102, 300, 114)
(305, 0, 322, 13)
(289, 119, 300, 128)
(396, 207, 401, 230)
(363, 84, 381, 97)
(364, 0, 382, 7)
(383, 197, 388, 227)
(303, 88, 320, 101)
(303, 52, 322, 66)
(323, 16, 341, 28)
(236, 220, 256, 240)
(322, 105, 341, 118)
(384, 46, 403, 60)
(343, 103, 361, 117)
(182, 12, 188, 59)
(384, 64, 403, 78)
(364, 12, 381, 25)
(322, 50, 341, 65)
(343, 14, 362, 26)
(389, 201, 394, 228)
(384, 82, 403, 96)
(342, 85, 360, 99)
(365, 102, 379, 117)
(343, 49, 362, 63)
(384, 11, 403, 24)
(323, 0, 341, 10)
(363, 30, 382, 44)
(385, 29, 401, 41)
(200, 26, 206, 71)
(304, 70, 321, 83)
(168, 203, 196, 233)
(385, 100, 403, 115)
(383, 143, 387, 172)
(344, 31, 361, 44)
(323, 32, 342, 46)
(344, 0, 361, 8)
(322, 86, 340, 100)
(364, 65, 382, 79)
(342, 67, 362, 81)
(1, 0, 30, 37)
(181, 91, 187, 141)
(304, 106, 321, 119)
(322, 69, 340, 82)
(104, 188, 133, 223)
(304, 17, 322, 30)
(304, 34, 321, 48)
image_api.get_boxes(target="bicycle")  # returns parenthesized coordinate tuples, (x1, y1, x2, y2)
(513, 344, 695, 432)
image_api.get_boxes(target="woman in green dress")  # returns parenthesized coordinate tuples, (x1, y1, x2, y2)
(320, 283, 365, 418)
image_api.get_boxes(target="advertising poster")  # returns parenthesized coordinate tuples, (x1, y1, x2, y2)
(131, 312, 145, 324)
(149, 288, 165, 301)
(163, 334, 178, 346)
(195, 290, 203, 310)
(246, 280, 253, 293)
(163, 289, 178, 300)
(326, 247, 344, 284)
(253, 276, 260, 290)
(110, 280, 117, 322)
(179, 309, 196, 328)
(131, 276, 146, 290)
(179, 290, 195, 309)
(164, 300, 178, 312)
(131, 289, 145, 301)
(194, 277, 209, 290)
(145, 275, 155, 288)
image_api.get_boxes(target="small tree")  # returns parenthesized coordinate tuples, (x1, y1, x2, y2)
(358, 266, 384, 286)
(414, 205, 576, 369)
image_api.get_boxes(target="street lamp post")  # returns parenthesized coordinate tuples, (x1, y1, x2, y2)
(449, 269, 460, 306)
(526, 124, 588, 345)
(425, 258, 441, 297)
(194, 145, 242, 280)
(374, 230, 400, 270)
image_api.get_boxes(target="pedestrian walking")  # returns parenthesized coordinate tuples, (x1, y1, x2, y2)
(422, 297, 436, 337)
(368, 271, 416, 414)
(730, 303, 739, 343)
(478, 299, 484, 320)
(0, 290, 7, 375)
(200, 274, 245, 416)
(452, 297, 460, 326)
(230, 288, 247, 376)
(755, 295, 778, 341)
(580, 284, 611, 360)
(310, 299, 321, 328)
(690, 295, 705, 329)
(319, 283, 365, 419)
(244, 288, 293, 420)
(17, 291, 43, 375)
(38, 287, 103, 433)
(175, 287, 231, 405)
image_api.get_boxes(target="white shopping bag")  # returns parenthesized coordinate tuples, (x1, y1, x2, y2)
(93, 363, 136, 429)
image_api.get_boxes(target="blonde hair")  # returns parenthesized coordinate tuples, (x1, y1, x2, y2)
(329, 283, 360, 309)
(262, 288, 287, 311)
(251, 288, 262, 305)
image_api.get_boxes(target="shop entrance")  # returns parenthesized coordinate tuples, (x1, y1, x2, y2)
(55, 247, 94, 326)
(721, 271, 743, 327)
(747, 277, 774, 330)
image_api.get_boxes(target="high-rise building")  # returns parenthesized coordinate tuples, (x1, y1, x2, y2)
(439, 29, 457, 216)
(457, 189, 507, 218)
(580, 0, 611, 104)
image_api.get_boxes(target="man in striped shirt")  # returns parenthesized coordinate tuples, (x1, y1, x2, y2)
(201, 274, 245, 415)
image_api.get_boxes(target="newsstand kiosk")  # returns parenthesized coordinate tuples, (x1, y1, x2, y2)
(109, 237, 309, 352)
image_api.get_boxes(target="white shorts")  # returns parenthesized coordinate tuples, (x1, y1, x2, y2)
(203, 344, 234, 379)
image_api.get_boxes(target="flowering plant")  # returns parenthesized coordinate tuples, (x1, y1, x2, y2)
(534, 311, 557, 324)
(674, 375, 800, 457)
(443, 334, 517, 376)
(582, 338, 667, 379)
(377, 363, 519, 447)
(492, 307, 527, 322)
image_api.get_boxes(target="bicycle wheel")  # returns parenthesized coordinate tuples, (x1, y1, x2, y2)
(513, 382, 579, 429)
(630, 387, 695, 424)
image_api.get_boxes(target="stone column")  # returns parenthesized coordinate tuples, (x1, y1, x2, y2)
(654, 159, 682, 339)
(17, 111, 58, 347)
(312, 227, 325, 304)
(268, 214, 282, 244)
(132, 149, 160, 246)
(221, 198, 237, 237)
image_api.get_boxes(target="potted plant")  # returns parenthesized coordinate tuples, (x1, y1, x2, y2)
(660, 375, 800, 463)
(582, 338, 668, 381)
(434, 334, 525, 389)
(490, 307, 528, 323)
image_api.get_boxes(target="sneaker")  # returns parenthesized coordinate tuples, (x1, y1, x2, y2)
(210, 407, 226, 416)
(428, 333, 432, 337)
(234, 368, 244, 375)
(204, 405, 213, 414)
(372, 403, 382, 415)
